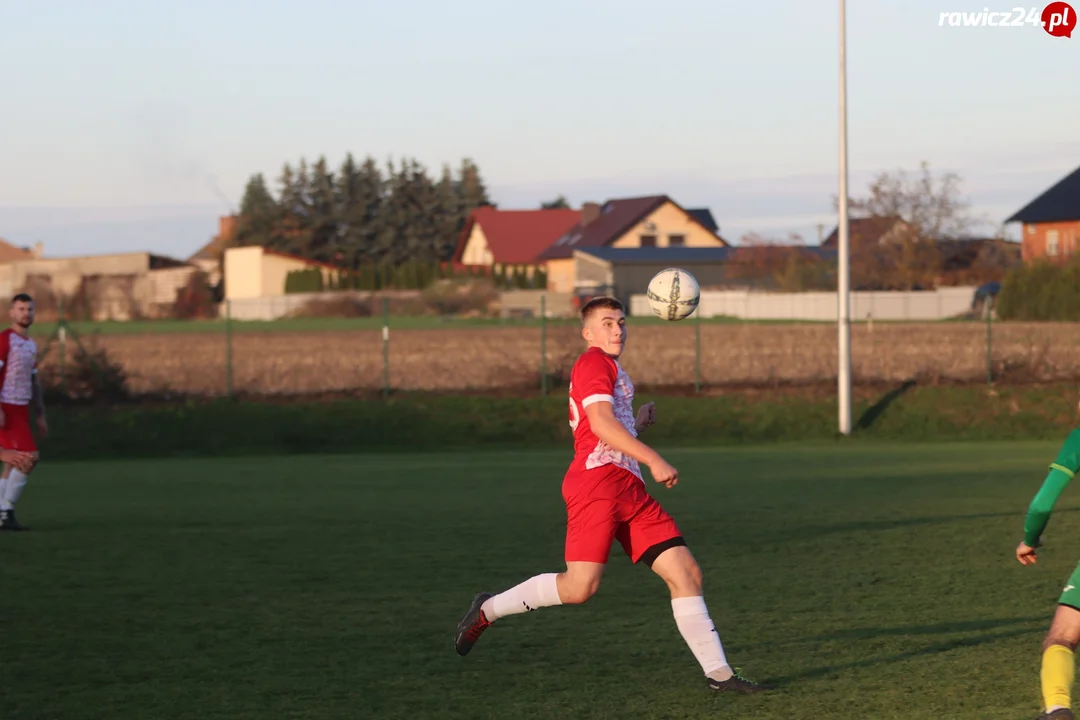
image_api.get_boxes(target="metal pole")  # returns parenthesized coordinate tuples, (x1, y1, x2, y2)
(837, 0, 852, 435)
(540, 294, 548, 396)
(382, 296, 390, 398)
(986, 296, 993, 385)
(694, 307, 702, 394)
(58, 296, 67, 399)
(225, 299, 233, 399)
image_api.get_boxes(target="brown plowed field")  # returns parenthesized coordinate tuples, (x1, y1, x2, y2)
(39, 322, 1080, 396)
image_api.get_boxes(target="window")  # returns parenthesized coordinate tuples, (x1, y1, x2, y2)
(668, 234, 685, 247)
(1047, 229, 1060, 256)
(639, 235, 657, 247)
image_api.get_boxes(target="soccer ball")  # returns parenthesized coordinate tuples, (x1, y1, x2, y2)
(646, 268, 700, 321)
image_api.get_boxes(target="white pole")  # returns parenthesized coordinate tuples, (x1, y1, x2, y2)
(838, 0, 852, 435)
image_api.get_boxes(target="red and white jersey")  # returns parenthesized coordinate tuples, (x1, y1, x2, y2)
(0, 329, 38, 406)
(567, 347, 641, 480)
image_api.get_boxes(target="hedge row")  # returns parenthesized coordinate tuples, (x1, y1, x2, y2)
(38, 384, 1080, 462)
(283, 262, 548, 294)
(996, 257, 1080, 320)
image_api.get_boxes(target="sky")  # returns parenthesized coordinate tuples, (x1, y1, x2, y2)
(0, 0, 1077, 258)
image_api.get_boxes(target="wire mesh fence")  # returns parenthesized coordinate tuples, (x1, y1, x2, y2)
(27, 295, 1080, 403)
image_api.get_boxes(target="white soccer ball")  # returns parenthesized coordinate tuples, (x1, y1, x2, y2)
(646, 268, 700, 321)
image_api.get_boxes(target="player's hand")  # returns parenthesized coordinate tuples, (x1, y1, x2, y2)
(635, 402, 656, 432)
(0, 450, 34, 473)
(649, 457, 678, 488)
(1017, 541, 1039, 566)
(36, 415, 48, 438)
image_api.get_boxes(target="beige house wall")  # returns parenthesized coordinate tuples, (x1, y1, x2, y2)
(545, 258, 576, 293)
(611, 201, 727, 248)
(224, 247, 265, 299)
(461, 226, 494, 266)
(225, 246, 340, 300)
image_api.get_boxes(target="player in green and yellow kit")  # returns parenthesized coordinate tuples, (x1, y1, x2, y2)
(1018, 429, 1080, 720)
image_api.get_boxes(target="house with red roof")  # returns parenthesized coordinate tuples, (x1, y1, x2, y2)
(452, 206, 582, 278)
(536, 195, 728, 293)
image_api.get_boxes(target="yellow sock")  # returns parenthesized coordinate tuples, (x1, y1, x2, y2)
(1043, 644, 1075, 711)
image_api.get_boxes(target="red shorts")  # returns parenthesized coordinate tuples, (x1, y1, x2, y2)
(0, 403, 36, 452)
(562, 463, 682, 565)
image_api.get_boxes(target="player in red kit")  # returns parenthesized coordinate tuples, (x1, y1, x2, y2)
(454, 297, 772, 695)
(0, 294, 48, 531)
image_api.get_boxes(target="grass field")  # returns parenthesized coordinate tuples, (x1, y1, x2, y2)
(5, 442, 1079, 719)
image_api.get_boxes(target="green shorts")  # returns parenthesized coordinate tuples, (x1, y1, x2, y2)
(1060, 562, 1080, 610)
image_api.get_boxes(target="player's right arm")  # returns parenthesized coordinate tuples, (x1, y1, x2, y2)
(585, 402, 678, 487)
(574, 351, 678, 487)
(1018, 428, 1080, 565)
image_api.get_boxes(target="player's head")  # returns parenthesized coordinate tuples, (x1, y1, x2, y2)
(580, 296, 626, 357)
(10, 293, 34, 330)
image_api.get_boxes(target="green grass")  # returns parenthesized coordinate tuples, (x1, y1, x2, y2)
(38, 383, 1080, 463)
(4, 442, 1076, 718)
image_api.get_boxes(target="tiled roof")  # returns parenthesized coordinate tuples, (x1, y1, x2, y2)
(1006, 164, 1080, 224)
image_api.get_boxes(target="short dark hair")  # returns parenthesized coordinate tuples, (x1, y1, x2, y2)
(580, 296, 624, 324)
(11, 293, 32, 304)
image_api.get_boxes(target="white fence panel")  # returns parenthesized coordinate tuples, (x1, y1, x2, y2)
(631, 287, 977, 321)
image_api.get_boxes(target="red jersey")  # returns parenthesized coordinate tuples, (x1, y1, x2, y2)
(0, 328, 37, 406)
(567, 347, 641, 480)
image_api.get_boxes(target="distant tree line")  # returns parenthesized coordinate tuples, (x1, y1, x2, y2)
(233, 155, 493, 270)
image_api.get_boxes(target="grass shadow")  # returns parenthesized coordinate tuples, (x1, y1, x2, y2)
(768, 506, 1080, 544)
(742, 616, 1046, 652)
(767, 621, 1045, 685)
(856, 379, 917, 431)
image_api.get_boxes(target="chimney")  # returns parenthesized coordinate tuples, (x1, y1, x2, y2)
(581, 202, 601, 227)
(817, 224, 824, 244)
(32, 241, 43, 259)
(219, 214, 238, 241)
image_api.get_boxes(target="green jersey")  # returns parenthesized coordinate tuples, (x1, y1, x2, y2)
(1024, 429, 1080, 548)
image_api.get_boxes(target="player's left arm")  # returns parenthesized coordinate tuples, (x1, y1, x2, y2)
(1018, 428, 1080, 565)
(634, 402, 656, 433)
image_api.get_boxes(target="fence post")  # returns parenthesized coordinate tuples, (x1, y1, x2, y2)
(382, 296, 390, 398)
(694, 306, 702, 394)
(540, 294, 548, 396)
(985, 295, 993, 385)
(225, 299, 233, 399)
(58, 297, 67, 399)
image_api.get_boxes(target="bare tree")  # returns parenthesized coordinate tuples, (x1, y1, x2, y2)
(835, 161, 984, 241)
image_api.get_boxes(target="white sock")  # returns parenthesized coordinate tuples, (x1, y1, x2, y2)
(481, 573, 563, 621)
(4, 469, 27, 508)
(0, 476, 9, 511)
(672, 596, 732, 679)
